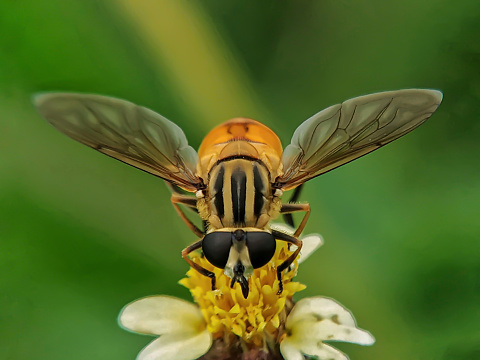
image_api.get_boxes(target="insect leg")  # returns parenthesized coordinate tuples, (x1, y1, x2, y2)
(271, 229, 303, 295)
(168, 187, 208, 232)
(282, 184, 304, 227)
(171, 194, 204, 238)
(280, 202, 311, 237)
(182, 239, 217, 290)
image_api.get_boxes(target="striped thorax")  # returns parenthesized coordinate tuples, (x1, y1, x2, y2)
(196, 118, 284, 232)
(204, 158, 281, 229)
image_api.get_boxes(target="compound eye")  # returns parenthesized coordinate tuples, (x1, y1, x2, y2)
(246, 232, 276, 269)
(202, 232, 232, 269)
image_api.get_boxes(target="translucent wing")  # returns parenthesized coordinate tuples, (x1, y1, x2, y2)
(34, 93, 202, 191)
(278, 89, 442, 190)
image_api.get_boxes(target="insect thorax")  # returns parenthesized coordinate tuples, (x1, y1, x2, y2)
(201, 158, 279, 230)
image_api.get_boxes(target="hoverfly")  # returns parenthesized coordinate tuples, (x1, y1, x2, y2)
(34, 89, 442, 298)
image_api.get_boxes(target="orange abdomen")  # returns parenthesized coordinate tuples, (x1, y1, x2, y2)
(197, 118, 283, 181)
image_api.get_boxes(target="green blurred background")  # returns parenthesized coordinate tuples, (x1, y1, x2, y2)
(1, 1, 479, 359)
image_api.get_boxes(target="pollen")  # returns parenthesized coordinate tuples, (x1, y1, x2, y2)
(179, 243, 306, 347)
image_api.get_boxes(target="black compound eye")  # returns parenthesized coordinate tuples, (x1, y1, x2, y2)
(202, 232, 232, 269)
(246, 232, 276, 269)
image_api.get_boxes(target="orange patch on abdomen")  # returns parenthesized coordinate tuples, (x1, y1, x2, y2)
(197, 118, 283, 180)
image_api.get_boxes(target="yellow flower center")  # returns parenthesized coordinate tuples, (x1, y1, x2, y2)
(179, 242, 306, 347)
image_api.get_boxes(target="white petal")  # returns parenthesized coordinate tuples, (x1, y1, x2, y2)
(286, 297, 375, 346)
(313, 322, 374, 345)
(286, 297, 355, 328)
(269, 223, 323, 263)
(297, 233, 323, 264)
(119, 296, 206, 336)
(279, 339, 305, 360)
(302, 343, 349, 360)
(270, 223, 295, 235)
(295, 319, 375, 346)
(137, 329, 212, 360)
(281, 334, 350, 360)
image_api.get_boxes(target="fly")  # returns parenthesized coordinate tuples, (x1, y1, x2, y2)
(34, 89, 442, 298)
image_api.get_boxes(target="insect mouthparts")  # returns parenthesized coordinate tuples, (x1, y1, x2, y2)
(234, 262, 245, 275)
(230, 262, 249, 299)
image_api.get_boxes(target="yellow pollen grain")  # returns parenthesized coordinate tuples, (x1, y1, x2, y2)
(179, 242, 305, 345)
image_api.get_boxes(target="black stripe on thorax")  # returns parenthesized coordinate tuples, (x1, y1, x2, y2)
(231, 167, 247, 224)
(212, 165, 225, 219)
(253, 163, 266, 218)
